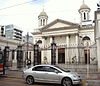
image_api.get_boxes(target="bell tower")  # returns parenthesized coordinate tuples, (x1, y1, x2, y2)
(38, 9, 48, 27)
(78, 0, 92, 27)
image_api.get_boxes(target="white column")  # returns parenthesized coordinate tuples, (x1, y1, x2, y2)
(9, 51, 12, 68)
(23, 52, 25, 62)
(42, 19, 43, 26)
(45, 18, 47, 25)
(44, 19, 46, 25)
(97, 39, 100, 72)
(11, 51, 17, 70)
(65, 35, 69, 63)
(56, 49, 58, 64)
(31, 51, 33, 64)
(8, 52, 12, 61)
(76, 34, 78, 45)
(76, 34, 79, 62)
(49, 37, 53, 64)
(50, 37, 53, 43)
(82, 12, 83, 21)
(41, 38, 46, 64)
(14, 51, 17, 62)
(23, 52, 26, 67)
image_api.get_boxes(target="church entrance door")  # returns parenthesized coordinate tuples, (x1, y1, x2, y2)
(84, 50, 90, 64)
(58, 48, 65, 63)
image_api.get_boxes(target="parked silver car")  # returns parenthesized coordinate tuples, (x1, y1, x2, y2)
(22, 65, 81, 86)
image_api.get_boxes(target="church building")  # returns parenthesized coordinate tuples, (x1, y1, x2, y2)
(33, 1, 96, 68)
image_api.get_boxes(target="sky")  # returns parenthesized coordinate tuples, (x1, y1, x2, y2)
(0, 0, 99, 35)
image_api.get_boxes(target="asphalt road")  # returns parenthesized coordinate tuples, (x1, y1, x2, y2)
(0, 77, 61, 86)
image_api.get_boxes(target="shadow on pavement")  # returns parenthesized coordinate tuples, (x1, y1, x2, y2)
(32, 82, 61, 86)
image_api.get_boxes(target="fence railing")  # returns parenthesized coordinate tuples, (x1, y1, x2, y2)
(56, 63, 98, 73)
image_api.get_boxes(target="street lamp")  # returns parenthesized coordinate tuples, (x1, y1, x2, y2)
(26, 32, 29, 61)
(86, 41, 89, 79)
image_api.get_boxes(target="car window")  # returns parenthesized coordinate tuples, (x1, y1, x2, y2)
(55, 66, 70, 72)
(32, 66, 45, 71)
(44, 66, 60, 72)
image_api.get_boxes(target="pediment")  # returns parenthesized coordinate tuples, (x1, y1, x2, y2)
(48, 22, 70, 29)
(40, 19, 79, 31)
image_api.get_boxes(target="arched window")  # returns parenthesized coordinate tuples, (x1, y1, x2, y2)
(82, 36, 90, 41)
(43, 19, 45, 25)
(29, 52, 31, 60)
(84, 12, 86, 20)
(82, 36, 91, 47)
(41, 19, 42, 26)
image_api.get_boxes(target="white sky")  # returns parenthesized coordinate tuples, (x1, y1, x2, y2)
(0, 0, 99, 35)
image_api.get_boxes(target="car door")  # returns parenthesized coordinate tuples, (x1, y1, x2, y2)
(32, 66, 46, 82)
(44, 66, 61, 83)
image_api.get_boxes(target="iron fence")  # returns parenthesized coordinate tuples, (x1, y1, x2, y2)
(56, 62, 98, 73)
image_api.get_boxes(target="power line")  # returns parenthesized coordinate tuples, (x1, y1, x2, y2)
(0, 9, 77, 16)
(0, 0, 37, 11)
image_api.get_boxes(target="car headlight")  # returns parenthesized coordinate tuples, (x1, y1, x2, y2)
(72, 75, 79, 79)
(73, 75, 77, 78)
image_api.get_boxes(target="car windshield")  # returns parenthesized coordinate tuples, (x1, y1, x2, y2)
(55, 66, 70, 72)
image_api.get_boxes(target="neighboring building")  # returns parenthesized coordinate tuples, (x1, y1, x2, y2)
(0, 25, 34, 69)
(22, 34, 33, 43)
(0, 25, 5, 37)
(5, 24, 23, 41)
(0, 35, 34, 69)
(32, 1, 96, 68)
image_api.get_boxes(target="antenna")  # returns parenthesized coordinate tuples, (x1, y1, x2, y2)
(42, 5, 44, 12)
(83, 0, 85, 4)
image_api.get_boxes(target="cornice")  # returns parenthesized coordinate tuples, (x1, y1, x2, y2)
(0, 36, 24, 45)
(79, 26, 94, 30)
(41, 26, 79, 32)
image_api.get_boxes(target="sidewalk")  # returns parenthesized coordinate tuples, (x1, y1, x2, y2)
(1, 69, 23, 79)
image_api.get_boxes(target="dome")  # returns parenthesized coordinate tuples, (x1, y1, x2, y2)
(79, 3, 90, 11)
(38, 10, 48, 17)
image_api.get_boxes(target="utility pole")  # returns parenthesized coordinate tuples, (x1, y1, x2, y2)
(26, 32, 29, 60)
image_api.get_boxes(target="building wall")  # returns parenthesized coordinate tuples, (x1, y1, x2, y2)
(0, 36, 34, 68)
(34, 27, 96, 65)
(4, 24, 22, 41)
(95, 10, 100, 71)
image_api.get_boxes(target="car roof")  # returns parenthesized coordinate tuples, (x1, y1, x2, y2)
(35, 64, 55, 67)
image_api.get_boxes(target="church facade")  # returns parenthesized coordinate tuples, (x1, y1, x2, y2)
(33, 2, 97, 67)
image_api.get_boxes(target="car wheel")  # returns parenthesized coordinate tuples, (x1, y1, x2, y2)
(26, 76, 34, 85)
(62, 78, 72, 86)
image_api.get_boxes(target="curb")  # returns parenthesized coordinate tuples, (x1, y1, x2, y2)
(1, 75, 22, 79)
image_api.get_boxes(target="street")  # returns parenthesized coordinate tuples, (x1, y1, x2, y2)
(0, 77, 61, 86)
(1, 69, 100, 86)
(1, 76, 100, 86)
